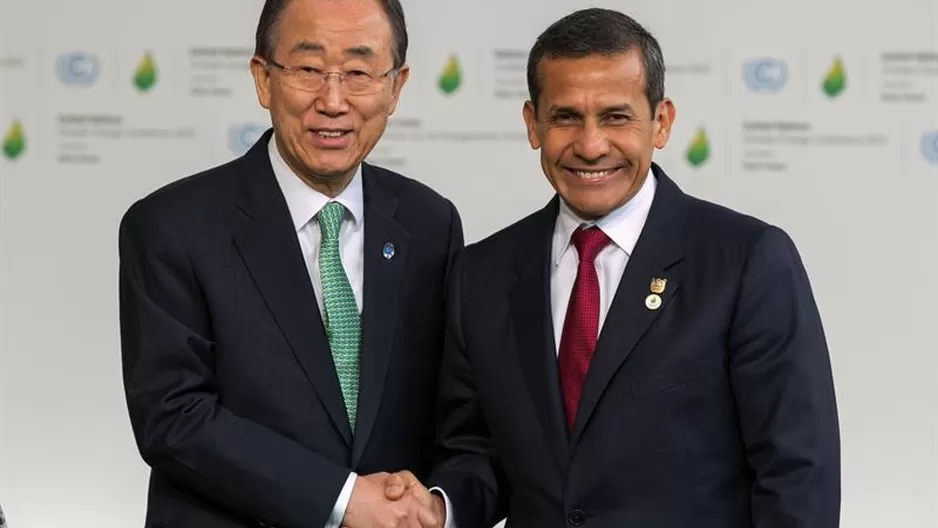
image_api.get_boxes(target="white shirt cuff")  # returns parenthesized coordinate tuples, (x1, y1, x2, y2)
(430, 486, 458, 528)
(325, 472, 358, 528)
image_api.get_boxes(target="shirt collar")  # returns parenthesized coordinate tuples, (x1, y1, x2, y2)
(552, 168, 657, 266)
(268, 132, 364, 232)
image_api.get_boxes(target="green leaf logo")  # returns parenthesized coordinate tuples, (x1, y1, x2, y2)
(2, 119, 26, 160)
(133, 52, 158, 92)
(822, 56, 846, 98)
(438, 54, 462, 95)
(685, 127, 710, 167)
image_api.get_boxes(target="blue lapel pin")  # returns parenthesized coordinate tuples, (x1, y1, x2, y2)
(382, 242, 395, 260)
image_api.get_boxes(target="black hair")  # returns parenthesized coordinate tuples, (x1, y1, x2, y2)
(527, 8, 665, 114)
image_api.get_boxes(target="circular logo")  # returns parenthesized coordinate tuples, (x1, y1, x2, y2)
(227, 124, 267, 155)
(920, 131, 938, 165)
(645, 294, 662, 310)
(744, 58, 788, 92)
(56, 52, 100, 86)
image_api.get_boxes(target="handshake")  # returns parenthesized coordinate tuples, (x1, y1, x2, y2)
(342, 470, 446, 528)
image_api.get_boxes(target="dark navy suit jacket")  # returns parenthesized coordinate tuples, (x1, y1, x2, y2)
(428, 165, 840, 528)
(118, 129, 463, 527)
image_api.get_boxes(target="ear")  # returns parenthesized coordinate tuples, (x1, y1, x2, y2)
(652, 97, 675, 150)
(250, 55, 272, 110)
(522, 100, 541, 150)
(387, 64, 410, 115)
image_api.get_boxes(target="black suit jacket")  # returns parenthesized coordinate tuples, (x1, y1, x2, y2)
(118, 129, 464, 528)
(429, 165, 840, 528)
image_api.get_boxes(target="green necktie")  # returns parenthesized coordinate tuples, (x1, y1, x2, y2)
(317, 201, 360, 429)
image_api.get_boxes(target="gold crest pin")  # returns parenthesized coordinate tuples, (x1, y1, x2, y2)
(645, 277, 667, 310)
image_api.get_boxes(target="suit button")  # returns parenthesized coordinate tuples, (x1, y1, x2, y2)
(568, 509, 586, 526)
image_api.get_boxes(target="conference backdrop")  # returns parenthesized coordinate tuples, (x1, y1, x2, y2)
(1, 0, 937, 526)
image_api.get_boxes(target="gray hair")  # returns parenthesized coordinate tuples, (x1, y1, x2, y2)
(254, 0, 408, 68)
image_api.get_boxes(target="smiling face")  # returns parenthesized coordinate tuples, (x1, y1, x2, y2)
(522, 49, 675, 220)
(250, 0, 409, 195)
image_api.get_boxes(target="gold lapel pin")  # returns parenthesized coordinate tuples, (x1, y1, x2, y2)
(646, 277, 667, 310)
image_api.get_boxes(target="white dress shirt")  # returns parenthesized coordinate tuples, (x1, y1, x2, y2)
(550, 170, 657, 352)
(268, 135, 363, 528)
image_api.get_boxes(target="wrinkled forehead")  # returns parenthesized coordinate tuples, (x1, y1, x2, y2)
(275, 0, 394, 63)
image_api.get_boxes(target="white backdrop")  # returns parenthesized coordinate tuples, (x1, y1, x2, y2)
(1, 0, 937, 526)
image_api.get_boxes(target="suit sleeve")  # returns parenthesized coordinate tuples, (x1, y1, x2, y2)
(727, 226, 841, 527)
(427, 250, 509, 528)
(444, 198, 466, 279)
(118, 201, 350, 528)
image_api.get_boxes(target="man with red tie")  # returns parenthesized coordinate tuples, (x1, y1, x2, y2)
(385, 7, 841, 528)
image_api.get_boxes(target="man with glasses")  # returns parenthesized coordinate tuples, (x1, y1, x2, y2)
(118, 1, 462, 527)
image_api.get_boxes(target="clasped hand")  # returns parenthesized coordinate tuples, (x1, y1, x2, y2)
(341, 470, 445, 528)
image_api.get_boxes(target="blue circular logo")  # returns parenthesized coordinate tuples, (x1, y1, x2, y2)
(227, 124, 267, 155)
(921, 131, 938, 165)
(56, 52, 100, 86)
(743, 58, 788, 92)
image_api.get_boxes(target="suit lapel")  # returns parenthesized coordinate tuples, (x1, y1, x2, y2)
(351, 164, 409, 466)
(510, 198, 570, 473)
(232, 130, 353, 447)
(570, 167, 687, 445)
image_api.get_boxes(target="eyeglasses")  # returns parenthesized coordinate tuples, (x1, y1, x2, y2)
(263, 58, 397, 95)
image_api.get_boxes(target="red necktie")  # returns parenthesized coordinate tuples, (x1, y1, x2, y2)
(557, 226, 611, 433)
